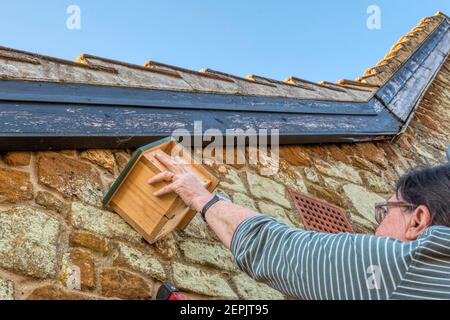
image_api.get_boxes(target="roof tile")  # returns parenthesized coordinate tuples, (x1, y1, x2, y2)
(0, 13, 445, 102)
(356, 13, 445, 86)
(336, 79, 378, 89)
(0, 50, 40, 65)
(247, 74, 344, 100)
(319, 81, 374, 100)
(76, 54, 192, 91)
(201, 68, 289, 97)
(285, 77, 368, 101)
(145, 61, 240, 94)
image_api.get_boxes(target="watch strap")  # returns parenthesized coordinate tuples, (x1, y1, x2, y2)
(200, 195, 221, 220)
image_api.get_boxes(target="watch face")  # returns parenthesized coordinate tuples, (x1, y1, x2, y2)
(216, 193, 231, 202)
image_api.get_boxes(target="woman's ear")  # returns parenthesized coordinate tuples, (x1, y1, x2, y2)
(405, 205, 432, 240)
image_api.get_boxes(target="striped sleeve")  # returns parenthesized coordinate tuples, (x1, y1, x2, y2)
(391, 226, 450, 300)
(230, 215, 420, 300)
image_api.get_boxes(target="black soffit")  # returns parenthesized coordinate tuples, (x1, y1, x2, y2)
(0, 18, 448, 151)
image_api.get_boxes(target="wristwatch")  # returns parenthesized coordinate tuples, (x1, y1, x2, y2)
(200, 193, 231, 221)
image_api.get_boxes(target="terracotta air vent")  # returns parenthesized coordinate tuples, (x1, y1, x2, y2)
(288, 189, 354, 233)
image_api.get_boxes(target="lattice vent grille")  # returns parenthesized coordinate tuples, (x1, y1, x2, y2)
(289, 189, 354, 233)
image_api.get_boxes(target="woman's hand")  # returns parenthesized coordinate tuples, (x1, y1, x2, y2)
(147, 150, 214, 212)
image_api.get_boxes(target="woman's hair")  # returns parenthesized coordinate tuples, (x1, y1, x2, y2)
(396, 164, 450, 227)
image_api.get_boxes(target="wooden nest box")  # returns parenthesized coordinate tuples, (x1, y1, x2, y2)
(103, 137, 219, 244)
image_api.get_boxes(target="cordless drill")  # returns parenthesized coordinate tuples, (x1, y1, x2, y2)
(156, 282, 187, 300)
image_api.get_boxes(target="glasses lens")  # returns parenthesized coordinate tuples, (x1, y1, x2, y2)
(375, 207, 381, 224)
(375, 206, 387, 224)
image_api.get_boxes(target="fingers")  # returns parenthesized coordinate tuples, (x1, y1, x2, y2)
(174, 155, 189, 165)
(147, 171, 175, 185)
(154, 151, 179, 173)
(147, 170, 177, 197)
(153, 182, 176, 197)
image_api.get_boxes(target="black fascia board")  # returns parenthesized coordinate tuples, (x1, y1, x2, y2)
(0, 18, 447, 151)
(0, 98, 400, 151)
(0, 80, 378, 116)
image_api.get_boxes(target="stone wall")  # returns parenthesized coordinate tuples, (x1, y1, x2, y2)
(0, 58, 448, 300)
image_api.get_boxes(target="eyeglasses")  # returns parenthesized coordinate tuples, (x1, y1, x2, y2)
(374, 201, 416, 225)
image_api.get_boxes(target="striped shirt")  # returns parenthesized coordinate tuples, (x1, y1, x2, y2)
(230, 215, 450, 300)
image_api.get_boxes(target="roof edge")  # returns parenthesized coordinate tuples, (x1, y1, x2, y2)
(0, 14, 447, 150)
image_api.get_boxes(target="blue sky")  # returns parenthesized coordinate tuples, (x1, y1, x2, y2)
(0, 1, 448, 82)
